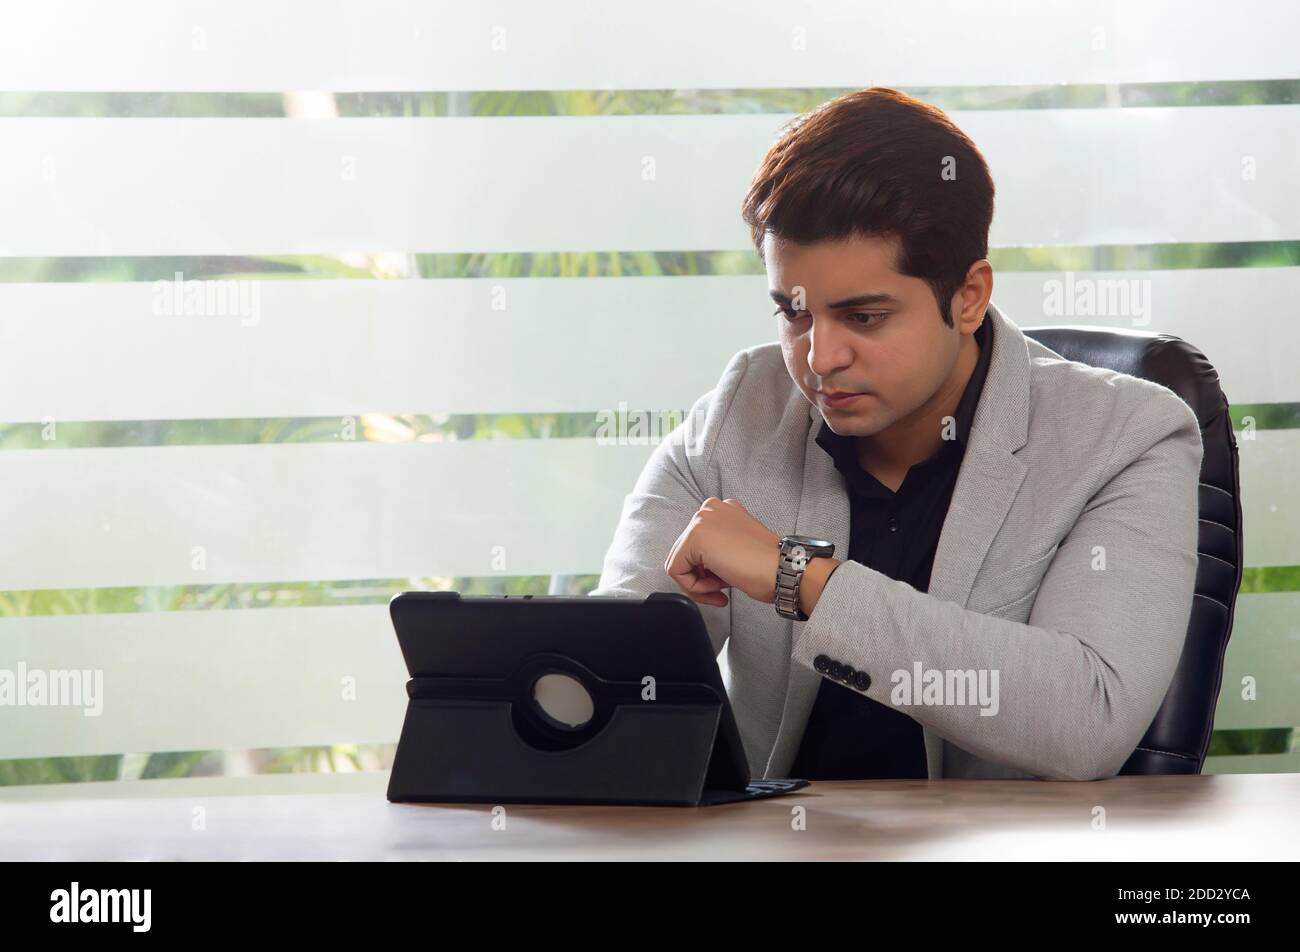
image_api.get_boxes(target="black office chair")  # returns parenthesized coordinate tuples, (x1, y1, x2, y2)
(1021, 325, 1244, 775)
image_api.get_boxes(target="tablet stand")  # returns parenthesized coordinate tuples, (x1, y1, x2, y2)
(387, 648, 808, 807)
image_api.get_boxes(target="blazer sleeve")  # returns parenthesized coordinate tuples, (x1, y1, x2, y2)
(791, 391, 1205, 781)
(588, 351, 751, 657)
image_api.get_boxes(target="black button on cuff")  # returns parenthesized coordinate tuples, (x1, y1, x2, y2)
(851, 670, 871, 692)
(813, 654, 831, 674)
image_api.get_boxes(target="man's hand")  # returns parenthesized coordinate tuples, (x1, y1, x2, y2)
(663, 498, 781, 608)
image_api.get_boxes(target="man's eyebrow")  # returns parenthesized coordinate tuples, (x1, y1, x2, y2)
(827, 291, 901, 308)
(768, 289, 901, 308)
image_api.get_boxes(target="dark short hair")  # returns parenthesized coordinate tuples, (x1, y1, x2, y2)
(740, 87, 995, 328)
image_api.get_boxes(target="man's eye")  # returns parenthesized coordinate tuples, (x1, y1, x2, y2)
(773, 307, 888, 326)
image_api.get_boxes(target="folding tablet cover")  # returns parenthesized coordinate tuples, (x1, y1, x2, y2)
(387, 590, 809, 806)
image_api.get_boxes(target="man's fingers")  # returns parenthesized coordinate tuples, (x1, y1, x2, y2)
(666, 563, 724, 593)
(665, 547, 730, 603)
(662, 501, 732, 608)
(678, 573, 729, 607)
(684, 568, 729, 593)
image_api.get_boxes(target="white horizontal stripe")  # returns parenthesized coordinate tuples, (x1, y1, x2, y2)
(2, 268, 1297, 425)
(0, 440, 655, 590)
(0, 771, 388, 802)
(1237, 429, 1300, 568)
(0, 605, 404, 758)
(996, 267, 1300, 408)
(0, 588, 1289, 760)
(0, 1, 1295, 91)
(0, 277, 776, 422)
(1212, 593, 1300, 731)
(1, 107, 1296, 257)
(0, 425, 1289, 590)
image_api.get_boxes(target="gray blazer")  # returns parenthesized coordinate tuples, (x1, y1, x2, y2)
(591, 301, 1203, 781)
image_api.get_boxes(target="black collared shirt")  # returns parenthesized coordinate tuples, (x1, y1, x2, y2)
(789, 313, 994, 780)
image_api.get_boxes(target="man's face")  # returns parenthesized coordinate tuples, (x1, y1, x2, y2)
(765, 232, 963, 438)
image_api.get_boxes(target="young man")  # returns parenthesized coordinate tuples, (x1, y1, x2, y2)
(591, 88, 1203, 782)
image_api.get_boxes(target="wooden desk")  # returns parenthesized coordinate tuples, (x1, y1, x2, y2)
(1, 771, 1296, 861)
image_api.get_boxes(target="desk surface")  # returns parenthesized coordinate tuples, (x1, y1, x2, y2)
(1, 771, 1297, 861)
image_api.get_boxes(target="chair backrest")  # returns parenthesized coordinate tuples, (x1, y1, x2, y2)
(1021, 325, 1243, 774)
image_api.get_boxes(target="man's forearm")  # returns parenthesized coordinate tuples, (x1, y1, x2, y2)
(791, 553, 1194, 781)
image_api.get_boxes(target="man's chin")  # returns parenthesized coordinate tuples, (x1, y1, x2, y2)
(820, 409, 886, 437)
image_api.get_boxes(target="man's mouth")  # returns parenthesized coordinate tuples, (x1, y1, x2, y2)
(818, 389, 869, 408)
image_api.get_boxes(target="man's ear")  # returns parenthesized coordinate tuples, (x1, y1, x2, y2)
(953, 259, 993, 330)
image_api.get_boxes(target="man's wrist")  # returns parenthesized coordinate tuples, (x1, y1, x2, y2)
(797, 557, 842, 617)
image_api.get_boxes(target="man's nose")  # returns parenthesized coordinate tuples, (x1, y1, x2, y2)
(807, 315, 853, 378)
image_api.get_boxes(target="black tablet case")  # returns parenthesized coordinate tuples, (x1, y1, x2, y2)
(386, 590, 809, 806)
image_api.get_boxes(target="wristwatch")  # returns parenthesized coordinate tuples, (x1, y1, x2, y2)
(774, 535, 835, 621)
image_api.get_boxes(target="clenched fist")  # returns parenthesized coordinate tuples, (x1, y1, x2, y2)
(663, 497, 782, 608)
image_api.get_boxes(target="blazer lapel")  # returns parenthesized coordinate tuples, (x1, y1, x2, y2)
(929, 302, 1032, 607)
(762, 300, 1033, 780)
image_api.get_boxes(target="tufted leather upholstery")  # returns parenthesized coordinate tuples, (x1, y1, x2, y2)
(1022, 325, 1243, 774)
